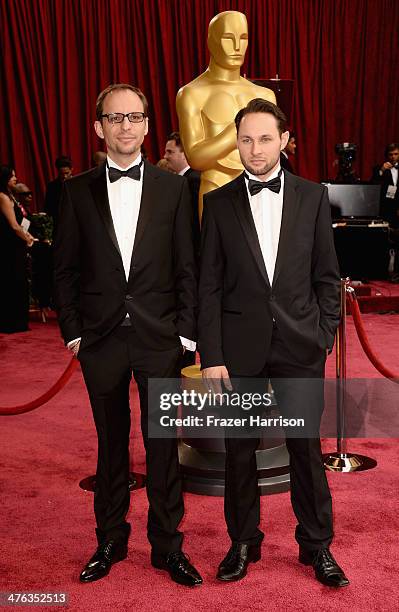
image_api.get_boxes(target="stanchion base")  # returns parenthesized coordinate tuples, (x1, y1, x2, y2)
(323, 452, 377, 472)
(79, 472, 146, 492)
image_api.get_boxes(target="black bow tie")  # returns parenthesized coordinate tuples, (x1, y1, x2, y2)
(108, 161, 143, 183)
(245, 170, 282, 196)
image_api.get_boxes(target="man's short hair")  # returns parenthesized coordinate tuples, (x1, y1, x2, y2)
(235, 99, 287, 135)
(55, 156, 72, 169)
(167, 132, 183, 150)
(385, 142, 399, 158)
(96, 83, 148, 120)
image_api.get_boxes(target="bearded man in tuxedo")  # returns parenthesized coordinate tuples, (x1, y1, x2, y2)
(54, 83, 202, 586)
(199, 98, 349, 587)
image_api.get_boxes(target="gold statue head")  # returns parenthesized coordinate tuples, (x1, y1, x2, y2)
(207, 11, 248, 70)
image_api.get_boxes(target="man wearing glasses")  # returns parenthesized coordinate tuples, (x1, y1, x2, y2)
(54, 84, 201, 586)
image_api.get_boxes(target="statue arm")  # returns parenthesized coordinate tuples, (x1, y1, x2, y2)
(176, 89, 237, 171)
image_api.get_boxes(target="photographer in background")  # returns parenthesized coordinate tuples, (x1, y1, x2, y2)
(370, 143, 399, 228)
(370, 143, 399, 282)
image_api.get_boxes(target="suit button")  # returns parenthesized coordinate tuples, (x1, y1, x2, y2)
(270, 295, 275, 301)
(126, 294, 133, 301)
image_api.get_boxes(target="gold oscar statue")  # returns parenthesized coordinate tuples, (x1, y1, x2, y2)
(176, 10, 276, 218)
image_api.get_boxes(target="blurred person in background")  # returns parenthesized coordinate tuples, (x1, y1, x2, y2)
(280, 132, 296, 173)
(370, 143, 399, 281)
(156, 158, 174, 172)
(0, 165, 35, 333)
(92, 151, 107, 167)
(370, 142, 399, 228)
(164, 131, 201, 262)
(44, 155, 73, 233)
(15, 183, 55, 308)
(14, 182, 33, 219)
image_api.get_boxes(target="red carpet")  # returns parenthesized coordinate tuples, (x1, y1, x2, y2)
(1, 314, 398, 611)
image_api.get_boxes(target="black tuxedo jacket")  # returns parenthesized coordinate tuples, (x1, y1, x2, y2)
(44, 178, 64, 228)
(183, 167, 201, 256)
(54, 161, 197, 351)
(198, 171, 340, 375)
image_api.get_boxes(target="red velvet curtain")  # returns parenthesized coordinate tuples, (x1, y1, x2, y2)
(1, 0, 398, 210)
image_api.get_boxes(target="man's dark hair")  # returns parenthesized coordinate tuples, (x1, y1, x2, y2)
(385, 142, 399, 158)
(55, 156, 72, 169)
(0, 164, 14, 194)
(96, 83, 148, 120)
(167, 131, 182, 149)
(235, 99, 287, 135)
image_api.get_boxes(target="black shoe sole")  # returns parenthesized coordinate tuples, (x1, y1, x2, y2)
(316, 576, 350, 588)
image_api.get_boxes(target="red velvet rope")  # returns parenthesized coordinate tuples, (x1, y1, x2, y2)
(0, 357, 78, 416)
(2, 295, 397, 415)
(348, 293, 399, 382)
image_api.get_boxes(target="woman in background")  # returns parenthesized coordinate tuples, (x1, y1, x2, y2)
(0, 165, 35, 333)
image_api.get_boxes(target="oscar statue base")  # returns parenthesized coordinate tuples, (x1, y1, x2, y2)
(179, 365, 291, 496)
(179, 441, 290, 496)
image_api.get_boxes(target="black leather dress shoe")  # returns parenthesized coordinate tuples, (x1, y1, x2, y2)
(299, 547, 350, 587)
(80, 540, 128, 583)
(217, 543, 261, 582)
(151, 551, 203, 586)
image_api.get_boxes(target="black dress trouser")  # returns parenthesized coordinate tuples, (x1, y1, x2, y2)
(224, 327, 333, 551)
(78, 323, 184, 554)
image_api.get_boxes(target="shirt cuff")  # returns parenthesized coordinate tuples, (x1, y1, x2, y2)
(67, 337, 81, 349)
(179, 336, 196, 352)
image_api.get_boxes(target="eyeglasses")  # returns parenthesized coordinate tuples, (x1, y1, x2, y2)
(101, 112, 146, 125)
(21, 191, 32, 196)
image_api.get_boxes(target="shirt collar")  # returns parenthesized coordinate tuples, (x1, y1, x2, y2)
(244, 164, 282, 183)
(106, 153, 142, 172)
(178, 165, 190, 176)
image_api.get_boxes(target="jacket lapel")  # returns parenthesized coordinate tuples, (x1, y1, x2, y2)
(89, 163, 122, 259)
(231, 175, 270, 288)
(272, 170, 300, 287)
(128, 161, 160, 279)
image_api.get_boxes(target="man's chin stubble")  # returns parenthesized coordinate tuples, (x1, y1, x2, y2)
(116, 146, 140, 157)
(245, 164, 272, 177)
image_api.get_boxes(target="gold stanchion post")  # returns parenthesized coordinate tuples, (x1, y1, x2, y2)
(323, 279, 377, 472)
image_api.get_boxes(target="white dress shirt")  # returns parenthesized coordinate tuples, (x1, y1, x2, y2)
(390, 166, 398, 187)
(244, 165, 284, 286)
(107, 154, 143, 280)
